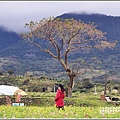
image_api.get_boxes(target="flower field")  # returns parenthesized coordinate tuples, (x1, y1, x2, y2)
(0, 105, 120, 118)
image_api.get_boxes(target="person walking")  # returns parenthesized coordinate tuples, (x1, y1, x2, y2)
(55, 84, 65, 110)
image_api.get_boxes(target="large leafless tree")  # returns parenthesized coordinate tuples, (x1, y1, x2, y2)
(22, 17, 115, 97)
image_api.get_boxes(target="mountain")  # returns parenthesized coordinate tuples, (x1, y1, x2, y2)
(0, 27, 51, 74)
(0, 13, 120, 82)
(58, 13, 120, 52)
(57, 13, 120, 41)
(0, 26, 21, 50)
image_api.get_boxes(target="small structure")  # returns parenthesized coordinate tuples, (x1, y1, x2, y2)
(0, 85, 27, 96)
(0, 85, 19, 96)
(0, 85, 27, 106)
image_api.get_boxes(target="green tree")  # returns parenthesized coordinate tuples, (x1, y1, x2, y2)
(22, 17, 115, 97)
(82, 78, 94, 89)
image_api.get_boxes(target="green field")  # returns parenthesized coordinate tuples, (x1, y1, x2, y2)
(26, 92, 119, 107)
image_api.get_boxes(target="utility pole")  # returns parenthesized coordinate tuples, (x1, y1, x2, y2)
(54, 85, 55, 93)
(104, 70, 108, 96)
(54, 85, 57, 93)
(94, 85, 97, 95)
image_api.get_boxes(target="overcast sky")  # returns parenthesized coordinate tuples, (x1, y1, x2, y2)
(0, 1, 120, 33)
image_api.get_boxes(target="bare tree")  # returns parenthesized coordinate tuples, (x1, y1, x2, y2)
(22, 17, 115, 97)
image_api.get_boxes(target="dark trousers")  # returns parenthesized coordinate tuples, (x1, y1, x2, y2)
(56, 106, 65, 110)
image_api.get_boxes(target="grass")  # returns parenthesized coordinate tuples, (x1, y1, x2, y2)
(26, 92, 119, 107)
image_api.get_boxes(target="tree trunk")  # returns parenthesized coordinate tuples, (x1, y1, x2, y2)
(67, 86, 72, 98)
(67, 75, 74, 98)
(104, 70, 108, 96)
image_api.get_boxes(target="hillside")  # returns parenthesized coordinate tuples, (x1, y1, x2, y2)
(0, 13, 120, 82)
(0, 26, 21, 50)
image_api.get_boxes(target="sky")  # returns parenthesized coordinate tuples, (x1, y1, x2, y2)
(0, 1, 120, 33)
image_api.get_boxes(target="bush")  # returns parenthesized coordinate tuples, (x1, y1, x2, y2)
(80, 88, 87, 93)
(64, 98, 113, 107)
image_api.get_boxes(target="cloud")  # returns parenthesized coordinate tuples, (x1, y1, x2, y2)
(0, 1, 120, 33)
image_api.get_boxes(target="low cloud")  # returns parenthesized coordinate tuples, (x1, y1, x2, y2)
(0, 1, 120, 33)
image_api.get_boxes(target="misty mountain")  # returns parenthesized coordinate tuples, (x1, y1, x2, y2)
(0, 26, 21, 50)
(0, 13, 120, 81)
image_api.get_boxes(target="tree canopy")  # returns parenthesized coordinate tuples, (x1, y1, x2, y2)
(22, 17, 116, 97)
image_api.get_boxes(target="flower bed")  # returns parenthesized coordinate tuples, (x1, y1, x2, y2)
(0, 106, 120, 118)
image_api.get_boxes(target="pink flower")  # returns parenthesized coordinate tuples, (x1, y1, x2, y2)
(84, 114, 88, 118)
